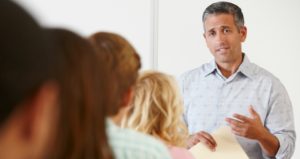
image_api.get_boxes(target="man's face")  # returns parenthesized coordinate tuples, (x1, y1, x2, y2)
(203, 14, 247, 65)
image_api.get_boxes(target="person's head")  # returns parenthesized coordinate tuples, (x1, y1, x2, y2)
(45, 28, 114, 159)
(124, 71, 188, 147)
(89, 32, 141, 116)
(0, 1, 61, 159)
(202, 1, 247, 65)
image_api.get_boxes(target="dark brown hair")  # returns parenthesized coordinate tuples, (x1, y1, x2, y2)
(46, 28, 114, 159)
(0, 0, 60, 125)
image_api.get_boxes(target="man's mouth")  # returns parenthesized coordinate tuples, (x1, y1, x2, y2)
(216, 46, 229, 53)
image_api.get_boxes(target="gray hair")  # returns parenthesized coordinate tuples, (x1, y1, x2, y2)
(202, 1, 244, 29)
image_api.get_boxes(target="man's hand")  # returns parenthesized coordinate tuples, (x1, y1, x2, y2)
(225, 105, 279, 157)
(225, 105, 265, 139)
(187, 131, 217, 151)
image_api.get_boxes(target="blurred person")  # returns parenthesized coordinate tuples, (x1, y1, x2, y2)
(89, 32, 172, 159)
(45, 28, 114, 159)
(124, 71, 195, 159)
(0, 1, 61, 159)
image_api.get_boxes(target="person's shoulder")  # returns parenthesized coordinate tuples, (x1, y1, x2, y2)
(169, 146, 195, 159)
(119, 127, 163, 145)
(108, 125, 171, 159)
(179, 63, 210, 82)
(249, 63, 287, 90)
(250, 63, 281, 83)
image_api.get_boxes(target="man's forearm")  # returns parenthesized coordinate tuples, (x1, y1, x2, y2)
(258, 128, 279, 157)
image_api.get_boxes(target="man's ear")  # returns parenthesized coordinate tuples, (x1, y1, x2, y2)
(121, 87, 134, 108)
(240, 26, 247, 42)
(203, 32, 209, 47)
(21, 82, 59, 157)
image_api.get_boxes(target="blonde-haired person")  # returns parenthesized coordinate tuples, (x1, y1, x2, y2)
(124, 71, 195, 159)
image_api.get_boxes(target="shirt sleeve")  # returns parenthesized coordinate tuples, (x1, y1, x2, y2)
(264, 79, 296, 159)
(177, 73, 189, 127)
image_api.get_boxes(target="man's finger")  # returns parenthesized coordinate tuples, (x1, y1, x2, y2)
(233, 113, 250, 122)
(225, 117, 245, 128)
(249, 105, 259, 119)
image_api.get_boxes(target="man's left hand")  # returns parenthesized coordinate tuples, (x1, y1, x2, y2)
(225, 105, 267, 140)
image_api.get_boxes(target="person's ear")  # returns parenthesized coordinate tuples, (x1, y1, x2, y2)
(21, 82, 59, 157)
(121, 87, 134, 108)
(203, 32, 207, 40)
(240, 26, 247, 42)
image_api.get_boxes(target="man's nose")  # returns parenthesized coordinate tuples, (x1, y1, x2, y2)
(215, 32, 226, 42)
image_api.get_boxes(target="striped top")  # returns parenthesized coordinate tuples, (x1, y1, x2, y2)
(106, 119, 172, 159)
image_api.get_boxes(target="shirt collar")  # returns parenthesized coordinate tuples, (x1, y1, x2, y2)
(236, 54, 255, 79)
(203, 53, 255, 79)
(106, 118, 117, 130)
(203, 60, 218, 77)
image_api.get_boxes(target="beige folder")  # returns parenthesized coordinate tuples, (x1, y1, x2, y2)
(189, 126, 249, 159)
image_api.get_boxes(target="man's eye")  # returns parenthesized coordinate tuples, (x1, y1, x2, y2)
(224, 29, 231, 33)
(208, 31, 215, 36)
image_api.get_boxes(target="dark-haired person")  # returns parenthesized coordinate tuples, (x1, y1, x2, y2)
(89, 32, 172, 159)
(179, 1, 295, 158)
(45, 28, 114, 159)
(0, 1, 61, 159)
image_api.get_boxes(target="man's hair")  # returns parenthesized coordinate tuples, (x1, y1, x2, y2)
(89, 32, 141, 116)
(0, 1, 60, 124)
(202, 1, 244, 28)
(124, 71, 189, 147)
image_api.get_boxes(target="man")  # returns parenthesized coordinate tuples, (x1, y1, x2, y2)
(0, 1, 61, 159)
(89, 32, 172, 159)
(179, 1, 295, 159)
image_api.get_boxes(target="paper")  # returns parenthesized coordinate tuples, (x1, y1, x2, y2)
(189, 126, 249, 159)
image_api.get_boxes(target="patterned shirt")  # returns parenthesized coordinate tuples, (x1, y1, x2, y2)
(106, 119, 172, 159)
(179, 54, 296, 159)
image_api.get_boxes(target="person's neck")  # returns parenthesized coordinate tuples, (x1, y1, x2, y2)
(111, 106, 129, 127)
(111, 114, 122, 126)
(217, 55, 243, 78)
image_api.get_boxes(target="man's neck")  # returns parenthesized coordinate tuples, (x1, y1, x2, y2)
(217, 54, 243, 78)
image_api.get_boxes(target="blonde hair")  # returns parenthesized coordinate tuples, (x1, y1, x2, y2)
(124, 71, 188, 147)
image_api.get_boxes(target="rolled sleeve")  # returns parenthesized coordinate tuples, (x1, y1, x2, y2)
(274, 133, 296, 159)
(266, 79, 296, 159)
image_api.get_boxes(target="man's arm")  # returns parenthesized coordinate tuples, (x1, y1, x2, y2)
(225, 106, 279, 157)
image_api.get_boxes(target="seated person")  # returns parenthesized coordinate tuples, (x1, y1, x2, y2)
(89, 32, 172, 159)
(0, 1, 61, 159)
(44, 28, 114, 159)
(123, 71, 195, 159)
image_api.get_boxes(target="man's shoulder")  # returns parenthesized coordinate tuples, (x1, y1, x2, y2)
(249, 63, 281, 83)
(180, 63, 211, 81)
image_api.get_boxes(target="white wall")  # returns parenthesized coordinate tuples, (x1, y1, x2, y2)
(13, 0, 154, 70)
(157, 0, 300, 158)
(13, 0, 300, 158)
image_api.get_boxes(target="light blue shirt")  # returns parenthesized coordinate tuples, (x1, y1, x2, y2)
(106, 119, 172, 159)
(179, 54, 296, 159)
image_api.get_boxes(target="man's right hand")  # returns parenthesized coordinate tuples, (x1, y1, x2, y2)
(187, 131, 217, 151)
